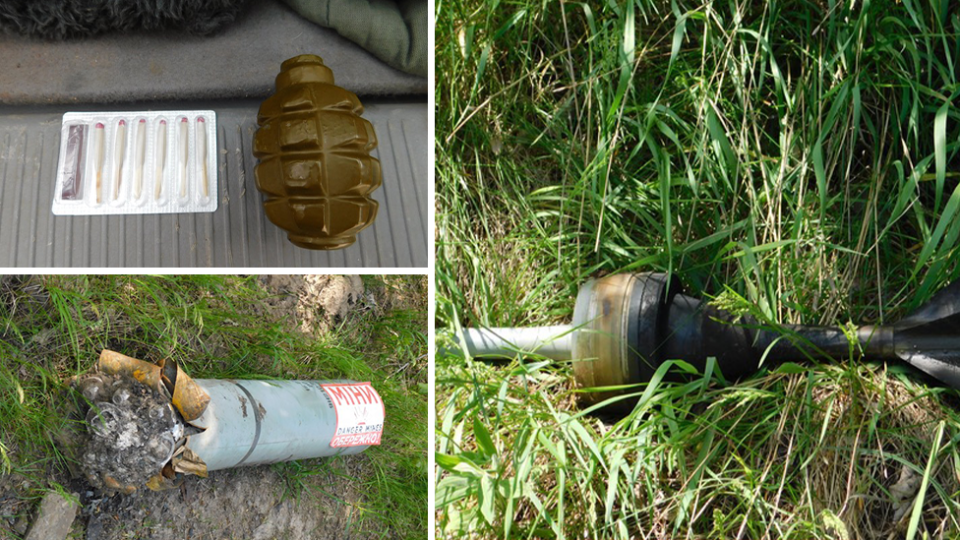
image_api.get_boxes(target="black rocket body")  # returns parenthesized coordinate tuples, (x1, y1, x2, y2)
(461, 273, 960, 408)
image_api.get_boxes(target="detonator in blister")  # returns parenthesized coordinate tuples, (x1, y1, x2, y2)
(61, 124, 87, 201)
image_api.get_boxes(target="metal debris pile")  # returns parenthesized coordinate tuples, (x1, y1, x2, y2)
(76, 373, 184, 494)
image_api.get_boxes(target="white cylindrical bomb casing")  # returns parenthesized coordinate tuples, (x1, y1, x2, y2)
(185, 379, 382, 471)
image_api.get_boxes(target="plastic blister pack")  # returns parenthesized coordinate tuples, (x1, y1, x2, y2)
(52, 111, 218, 215)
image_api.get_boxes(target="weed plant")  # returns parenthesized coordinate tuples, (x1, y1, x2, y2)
(436, 0, 960, 538)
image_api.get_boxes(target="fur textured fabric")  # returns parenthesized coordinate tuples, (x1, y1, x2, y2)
(0, 0, 250, 39)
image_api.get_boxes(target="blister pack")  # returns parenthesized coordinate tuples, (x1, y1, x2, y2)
(52, 111, 218, 215)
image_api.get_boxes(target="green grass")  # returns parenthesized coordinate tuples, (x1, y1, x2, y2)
(0, 275, 427, 539)
(436, 0, 960, 538)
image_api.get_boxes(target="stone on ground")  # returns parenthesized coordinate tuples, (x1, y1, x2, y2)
(25, 491, 78, 540)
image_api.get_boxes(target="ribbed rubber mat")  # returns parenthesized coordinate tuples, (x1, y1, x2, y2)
(0, 101, 427, 268)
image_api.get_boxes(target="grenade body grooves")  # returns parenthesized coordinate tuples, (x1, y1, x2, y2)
(253, 55, 382, 250)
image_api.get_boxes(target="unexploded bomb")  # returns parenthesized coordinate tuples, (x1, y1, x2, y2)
(459, 272, 960, 412)
(253, 54, 382, 250)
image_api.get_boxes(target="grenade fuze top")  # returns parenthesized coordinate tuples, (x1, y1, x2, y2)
(253, 55, 382, 250)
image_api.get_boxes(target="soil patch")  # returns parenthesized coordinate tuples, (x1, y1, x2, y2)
(258, 275, 365, 334)
(80, 456, 368, 540)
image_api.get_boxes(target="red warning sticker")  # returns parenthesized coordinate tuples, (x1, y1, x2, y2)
(320, 382, 385, 447)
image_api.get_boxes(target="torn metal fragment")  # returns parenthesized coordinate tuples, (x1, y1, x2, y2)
(97, 350, 164, 394)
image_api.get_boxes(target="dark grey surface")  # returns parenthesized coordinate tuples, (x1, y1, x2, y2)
(0, 100, 427, 268)
(0, 0, 426, 105)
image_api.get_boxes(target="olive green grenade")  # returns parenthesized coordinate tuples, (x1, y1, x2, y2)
(253, 55, 381, 250)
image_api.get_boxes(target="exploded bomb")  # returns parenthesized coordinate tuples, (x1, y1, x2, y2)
(72, 350, 385, 493)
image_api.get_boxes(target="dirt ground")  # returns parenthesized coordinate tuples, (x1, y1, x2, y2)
(77, 456, 369, 540)
(258, 275, 367, 336)
(0, 275, 422, 540)
(256, 275, 423, 336)
(2, 444, 370, 540)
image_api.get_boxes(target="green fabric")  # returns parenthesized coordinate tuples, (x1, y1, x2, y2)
(281, 0, 427, 77)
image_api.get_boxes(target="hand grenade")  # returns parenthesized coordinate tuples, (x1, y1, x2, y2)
(253, 55, 381, 250)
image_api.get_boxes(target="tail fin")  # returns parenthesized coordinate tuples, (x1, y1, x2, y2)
(896, 350, 960, 390)
(896, 280, 960, 331)
(894, 280, 960, 389)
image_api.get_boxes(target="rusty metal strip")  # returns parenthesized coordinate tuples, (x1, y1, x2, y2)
(97, 350, 163, 392)
(97, 350, 211, 421)
(171, 363, 211, 422)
